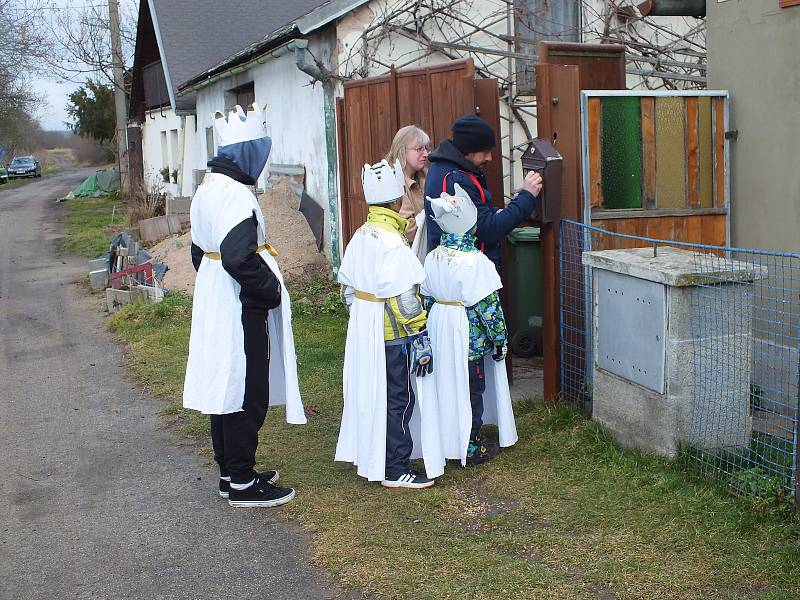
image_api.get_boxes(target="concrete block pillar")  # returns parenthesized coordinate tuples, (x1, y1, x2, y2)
(582, 246, 764, 458)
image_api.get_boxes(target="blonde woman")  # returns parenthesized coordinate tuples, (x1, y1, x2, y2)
(385, 125, 431, 248)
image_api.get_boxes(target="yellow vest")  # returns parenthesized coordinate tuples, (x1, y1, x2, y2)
(364, 207, 427, 342)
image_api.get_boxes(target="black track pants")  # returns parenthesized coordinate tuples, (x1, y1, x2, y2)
(384, 343, 416, 479)
(468, 357, 486, 440)
(210, 307, 270, 484)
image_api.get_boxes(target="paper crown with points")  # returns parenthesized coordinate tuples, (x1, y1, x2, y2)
(428, 183, 477, 235)
(361, 159, 405, 205)
(212, 103, 268, 148)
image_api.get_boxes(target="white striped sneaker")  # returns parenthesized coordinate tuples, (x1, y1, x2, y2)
(381, 471, 435, 489)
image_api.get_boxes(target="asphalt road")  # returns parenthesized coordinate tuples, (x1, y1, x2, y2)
(0, 170, 347, 600)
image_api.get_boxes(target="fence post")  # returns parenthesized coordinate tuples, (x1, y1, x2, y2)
(795, 345, 800, 513)
(542, 220, 560, 400)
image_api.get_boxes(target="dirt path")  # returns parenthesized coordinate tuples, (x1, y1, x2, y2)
(0, 170, 347, 600)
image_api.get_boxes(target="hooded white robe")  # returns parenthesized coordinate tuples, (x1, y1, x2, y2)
(335, 222, 445, 480)
(182, 173, 306, 423)
(421, 245, 518, 465)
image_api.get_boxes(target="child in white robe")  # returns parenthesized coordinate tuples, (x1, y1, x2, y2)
(335, 160, 444, 488)
(421, 184, 518, 467)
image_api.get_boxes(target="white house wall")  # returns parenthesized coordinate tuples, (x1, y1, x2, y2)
(191, 45, 330, 253)
(140, 107, 200, 198)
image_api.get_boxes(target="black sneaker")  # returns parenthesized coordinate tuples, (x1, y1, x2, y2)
(219, 470, 280, 498)
(381, 471, 435, 489)
(474, 434, 498, 451)
(228, 479, 295, 508)
(465, 439, 498, 466)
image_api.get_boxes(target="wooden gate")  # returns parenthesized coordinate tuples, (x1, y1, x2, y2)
(336, 59, 504, 245)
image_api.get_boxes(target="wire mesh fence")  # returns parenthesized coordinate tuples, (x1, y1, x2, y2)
(560, 219, 800, 500)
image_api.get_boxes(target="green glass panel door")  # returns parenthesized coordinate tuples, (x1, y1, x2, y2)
(600, 97, 643, 210)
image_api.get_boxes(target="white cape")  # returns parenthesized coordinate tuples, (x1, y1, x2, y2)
(421, 245, 518, 465)
(410, 210, 428, 264)
(183, 173, 306, 423)
(335, 223, 444, 481)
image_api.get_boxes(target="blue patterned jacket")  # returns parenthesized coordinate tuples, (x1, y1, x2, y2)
(424, 233, 508, 361)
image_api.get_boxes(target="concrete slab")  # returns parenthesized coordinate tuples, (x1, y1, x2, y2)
(89, 269, 108, 290)
(166, 196, 191, 215)
(138, 215, 182, 242)
(105, 288, 131, 313)
(583, 246, 767, 287)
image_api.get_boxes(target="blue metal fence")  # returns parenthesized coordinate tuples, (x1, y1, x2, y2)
(560, 219, 800, 500)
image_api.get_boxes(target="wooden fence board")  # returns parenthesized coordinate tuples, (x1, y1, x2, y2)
(641, 97, 657, 209)
(713, 97, 726, 207)
(588, 97, 603, 208)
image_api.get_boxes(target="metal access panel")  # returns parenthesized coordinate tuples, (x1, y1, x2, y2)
(597, 269, 666, 393)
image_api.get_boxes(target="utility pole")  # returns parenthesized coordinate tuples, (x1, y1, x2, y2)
(108, 0, 128, 193)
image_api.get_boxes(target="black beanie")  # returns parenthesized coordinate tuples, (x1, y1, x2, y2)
(451, 115, 496, 154)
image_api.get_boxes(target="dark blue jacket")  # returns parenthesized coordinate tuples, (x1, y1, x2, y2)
(424, 139, 540, 270)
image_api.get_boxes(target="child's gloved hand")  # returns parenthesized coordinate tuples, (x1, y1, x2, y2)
(492, 343, 507, 362)
(410, 331, 434, 377)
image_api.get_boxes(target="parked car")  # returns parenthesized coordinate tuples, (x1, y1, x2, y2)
(8, 156, 41, 179)
(0, 162, 7, 184)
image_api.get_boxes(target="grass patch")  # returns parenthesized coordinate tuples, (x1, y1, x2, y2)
(1, 177, 36, 190)
(62, 192, 123, 257)
(108, 277, 800, 599)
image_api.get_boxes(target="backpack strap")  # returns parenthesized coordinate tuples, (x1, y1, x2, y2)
(442, 170, 487, 205)
(442, 170, 487, 253)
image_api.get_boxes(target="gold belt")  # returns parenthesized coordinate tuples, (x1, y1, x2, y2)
(205, 243, 278, 260)
(354, 290, 386, 303)
(436, 299, 463, 306)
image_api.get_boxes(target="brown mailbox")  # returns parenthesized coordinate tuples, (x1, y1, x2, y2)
(521, 138, 562, 225)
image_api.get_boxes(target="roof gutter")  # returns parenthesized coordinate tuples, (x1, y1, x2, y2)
(179, 30, 299, 95)
(295, 0, 371, 35)
(178, 0, 370, 95)
(637, 0, 705, 17)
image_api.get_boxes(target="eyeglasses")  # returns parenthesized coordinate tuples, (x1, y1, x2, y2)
(406, 145, 431, 154)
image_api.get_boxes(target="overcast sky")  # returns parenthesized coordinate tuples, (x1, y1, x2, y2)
(34, 78, 81, 131)
(32, 0, 137, 131)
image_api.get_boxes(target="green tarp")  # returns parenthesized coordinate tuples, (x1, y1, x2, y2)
(58, 168, 120, 202)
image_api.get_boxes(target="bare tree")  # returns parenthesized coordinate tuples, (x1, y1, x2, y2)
(37, 0, 136, 91)
(0, 0, 52, 153)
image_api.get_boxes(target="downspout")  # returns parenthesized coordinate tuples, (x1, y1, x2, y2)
(289, 39, 341, 270)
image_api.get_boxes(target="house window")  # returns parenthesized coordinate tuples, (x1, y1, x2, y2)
(169, 129, 179, 182)
(225, 82, 256, 111)
(206, 127, 215, 160)
(160, 131, 168, 169)
(514, 0, 579, 93)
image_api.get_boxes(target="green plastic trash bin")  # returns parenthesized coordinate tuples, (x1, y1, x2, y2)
(505, 227, 543, 357)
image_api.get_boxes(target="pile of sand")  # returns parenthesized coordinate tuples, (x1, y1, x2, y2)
(256, 179, 329, 277)
(148, 179, 329, 295)
(148, 230, 195, 294)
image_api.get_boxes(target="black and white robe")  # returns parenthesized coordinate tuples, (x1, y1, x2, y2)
(182, 171, 305, 423)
